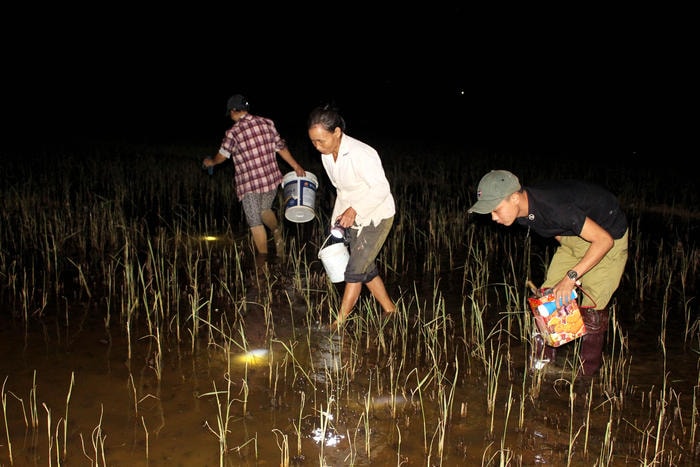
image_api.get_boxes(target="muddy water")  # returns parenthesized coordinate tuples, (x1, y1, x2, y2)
(1, 268, 697, 467)
(2, 140, 698, 466)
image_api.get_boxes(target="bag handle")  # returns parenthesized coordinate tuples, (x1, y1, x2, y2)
(575, 284, 598, 310)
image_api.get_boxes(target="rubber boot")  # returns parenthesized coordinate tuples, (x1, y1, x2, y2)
(531, 332, 557, 371)
(580, 309, 609, 375)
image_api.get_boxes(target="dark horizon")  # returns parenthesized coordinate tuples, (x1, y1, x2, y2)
(3, 5, 690, 161)
(10, 75, 681, 158)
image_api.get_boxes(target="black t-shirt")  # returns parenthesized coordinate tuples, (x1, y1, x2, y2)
(514, 180, 628, 239)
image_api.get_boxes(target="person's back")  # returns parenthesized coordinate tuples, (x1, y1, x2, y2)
(516, 180, 627, 239)
(226, 112, 288, 200)
(202, 94, 305, 259)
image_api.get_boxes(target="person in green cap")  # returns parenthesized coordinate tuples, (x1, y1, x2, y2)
(468, 169, 628, 376)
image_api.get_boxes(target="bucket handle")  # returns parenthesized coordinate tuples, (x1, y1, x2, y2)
(319, 233, 334, 251)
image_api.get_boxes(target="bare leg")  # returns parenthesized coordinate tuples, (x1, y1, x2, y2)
(250, 225, 268, 255)
(365, 275, 395, 314)
(261, 209, 284, 257)
(331, 282, 362, 330)
(261, 209, 278, 231)
(331, 276, 395, 331)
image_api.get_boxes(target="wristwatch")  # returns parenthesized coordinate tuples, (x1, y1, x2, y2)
(566, 270, 578, 282)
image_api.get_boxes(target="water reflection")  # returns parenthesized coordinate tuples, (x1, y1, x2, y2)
(233, 348, 269, 366)
(310, 410, 345, 447)
(310, 332, 343, 384)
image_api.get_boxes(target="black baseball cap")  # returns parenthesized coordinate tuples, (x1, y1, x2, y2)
(225, 94, 249, 114)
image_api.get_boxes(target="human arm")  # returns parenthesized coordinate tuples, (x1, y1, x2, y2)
(330, 144, 394, 229)
(202, 152, 227, 168)
(277, 147, 305, 177)
(347, 150, 392, 221)
(551, 217, 614, 305)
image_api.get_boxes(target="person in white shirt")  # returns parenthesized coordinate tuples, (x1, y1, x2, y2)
(308, 104, 396, 331)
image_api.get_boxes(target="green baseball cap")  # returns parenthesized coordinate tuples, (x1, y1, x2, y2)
(467, 170, 521, 214)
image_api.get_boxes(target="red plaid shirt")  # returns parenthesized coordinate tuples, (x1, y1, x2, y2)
(219, 113, 287, 201)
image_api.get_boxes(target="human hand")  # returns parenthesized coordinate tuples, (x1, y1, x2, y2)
(552, 280, 577, 307)
(335, 208, 357, 229)
(202, 157, 215, 175)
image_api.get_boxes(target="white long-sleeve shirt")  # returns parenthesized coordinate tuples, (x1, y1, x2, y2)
(321, 133, 395, 230)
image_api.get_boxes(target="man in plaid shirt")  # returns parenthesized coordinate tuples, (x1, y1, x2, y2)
(203, 94, 306, 258)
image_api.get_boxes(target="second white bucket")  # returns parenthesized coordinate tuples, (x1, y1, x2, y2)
(282, 171, 318, 223)
(318, 242, 349, 283)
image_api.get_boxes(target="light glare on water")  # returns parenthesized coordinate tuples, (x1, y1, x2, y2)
(234, 348, 269, 365)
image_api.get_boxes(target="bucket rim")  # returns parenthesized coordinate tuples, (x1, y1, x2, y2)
(283, 171, 318, 184)
(318, 241, 349, 259)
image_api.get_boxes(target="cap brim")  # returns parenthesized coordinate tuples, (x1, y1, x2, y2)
(467, 198, 502, 214)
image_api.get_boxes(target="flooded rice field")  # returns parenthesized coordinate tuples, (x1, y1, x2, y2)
(1, 248, 698, 467)
(0, 144, 698, 466)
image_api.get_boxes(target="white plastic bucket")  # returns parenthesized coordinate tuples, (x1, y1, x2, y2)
(282, 171, 318, 223)
(318, 242, 349, 283)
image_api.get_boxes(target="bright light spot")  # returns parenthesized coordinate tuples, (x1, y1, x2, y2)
(311, 426, 345, 447)
(201, 235, 219, 242)
(310, 409, 344, 446)
(234, 348, 268, 366)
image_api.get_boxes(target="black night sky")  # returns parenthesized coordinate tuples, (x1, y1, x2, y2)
(4, 6, 691, 159)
